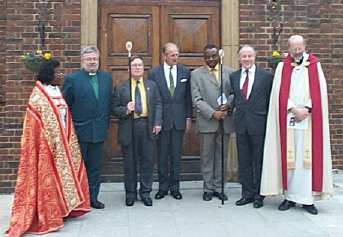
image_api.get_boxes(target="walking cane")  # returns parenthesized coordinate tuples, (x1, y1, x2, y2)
(218, 49, 225, 205)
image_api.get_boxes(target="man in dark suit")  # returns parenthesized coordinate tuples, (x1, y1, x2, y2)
(230, 45, 273, 208)
(148, 42, 192, 200)
(63, 46, 113, 209)
(112, 55, 162, 207)
(191, 44, 234, 201)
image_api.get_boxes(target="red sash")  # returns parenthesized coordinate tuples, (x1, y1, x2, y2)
(279, 54, 323, 192)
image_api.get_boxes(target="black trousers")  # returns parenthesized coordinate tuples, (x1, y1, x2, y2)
(79, 141, 104, 203)
(236, 131, 265, 200)
(122, 118, 154, 199)
(158, 127, 184, 192)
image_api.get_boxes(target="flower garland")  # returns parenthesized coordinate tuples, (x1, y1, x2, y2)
(21, 50, 52, 73)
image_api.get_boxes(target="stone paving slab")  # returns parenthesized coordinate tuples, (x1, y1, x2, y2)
(1, 173, 342, 237)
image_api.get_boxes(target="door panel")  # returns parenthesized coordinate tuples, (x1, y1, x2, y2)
(161, 5, 220, 68)
(99, 0, 220, 182)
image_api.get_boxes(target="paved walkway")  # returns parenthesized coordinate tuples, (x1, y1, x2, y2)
(1, 170, 343, 237)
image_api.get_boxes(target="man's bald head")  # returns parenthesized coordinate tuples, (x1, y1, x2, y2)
(288, 35, 306, 61)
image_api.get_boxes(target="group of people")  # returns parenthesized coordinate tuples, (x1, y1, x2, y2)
(6, 34, 333, 237)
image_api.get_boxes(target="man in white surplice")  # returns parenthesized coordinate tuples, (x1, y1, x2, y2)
(260, 35, 333, 215)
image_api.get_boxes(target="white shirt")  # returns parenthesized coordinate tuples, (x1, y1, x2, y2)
(163, 62, 177, 89)
(240, 64, 256, 99)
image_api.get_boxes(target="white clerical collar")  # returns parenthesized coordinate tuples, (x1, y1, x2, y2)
(43, 84, 61, 96)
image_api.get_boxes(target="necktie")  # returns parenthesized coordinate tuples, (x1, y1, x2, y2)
(210, 68, 218, 81)
(241, 69, 249, 99)
(135, 80, 142, 115)
(169, 66, 175, 96)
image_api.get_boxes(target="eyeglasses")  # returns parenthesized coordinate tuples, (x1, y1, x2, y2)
(83, 57, 99, 62)
(131, 64, 144, 68)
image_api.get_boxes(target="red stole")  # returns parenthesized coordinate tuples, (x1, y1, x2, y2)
(279, 54, 324, 192)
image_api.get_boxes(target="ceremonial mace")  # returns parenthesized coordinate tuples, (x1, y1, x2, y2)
(125, 41, 135, 160)
(218, 48, 225, 205)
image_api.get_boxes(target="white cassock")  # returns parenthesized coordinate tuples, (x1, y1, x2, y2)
(285, 53, 313, 204)
(260, 52, 333, 204)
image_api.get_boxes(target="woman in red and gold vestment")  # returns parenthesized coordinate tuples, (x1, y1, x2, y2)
(7, 59, 90, 237)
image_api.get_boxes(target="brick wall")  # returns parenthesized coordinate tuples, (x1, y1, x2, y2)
(0, 0, 342, 193)
(240, 0, 343, 168)
(0, 0, 82, 193)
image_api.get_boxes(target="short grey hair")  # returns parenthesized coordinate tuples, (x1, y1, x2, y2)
(162, 42, 179, 54)
(81, 46, 99, 57)
(238, 45, 256, 56)
(287, 35, 306, 47)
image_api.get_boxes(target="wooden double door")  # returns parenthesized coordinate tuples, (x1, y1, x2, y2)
(99, 0, 221, 182)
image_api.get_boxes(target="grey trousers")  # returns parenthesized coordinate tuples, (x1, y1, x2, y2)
(199, 131, 229, 192)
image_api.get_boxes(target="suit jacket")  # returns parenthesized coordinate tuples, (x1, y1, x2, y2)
(148, 63, 192, 131)
(230, 67, 273, 135)
(112, 79, 162, 146)
(63, 69, 113, 143)
(191, 65, 234, 134)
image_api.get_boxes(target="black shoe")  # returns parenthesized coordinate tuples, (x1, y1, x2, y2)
(253, 199, 264, 208)
(302, 204, 318, 215)
(125, 197, 135, 206)
(202, 192, 213, 201)
(278, 199, 296, 211)
(154, 190, 168, 200)
(141, 196, 153, 206)
(171, 190, 183, 200)
(235, 197, 254, 206)
(213, 192, 228, 201)
(91, 200, 105, 209)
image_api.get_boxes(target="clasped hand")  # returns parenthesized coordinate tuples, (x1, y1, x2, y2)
(212, 105, 230, 121)
(290, 107, 310, 122)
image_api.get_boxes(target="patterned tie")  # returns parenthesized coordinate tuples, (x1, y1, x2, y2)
(169, 66, 175, 96)
(241, 69, 249, 100)
(134, 80, 142, 115)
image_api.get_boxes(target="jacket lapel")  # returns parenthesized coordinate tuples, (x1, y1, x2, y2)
(174, 64, 182, 94)
(97, 72, 104, 104)
(234, 69, 242, 97)
(248, 68, 263, 101)
(203, 66, 219, 88)
(144, 79, 151, 112)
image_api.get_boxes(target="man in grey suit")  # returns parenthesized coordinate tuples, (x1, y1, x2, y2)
(112, 55, 162, 207)
(191, 44, 234, 201)
(63, 46, 113, 209)
(148, 42, 192, 200)
(230, 45, 273, 208)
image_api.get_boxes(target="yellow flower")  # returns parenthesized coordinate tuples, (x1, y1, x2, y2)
(36, 49, 42, 55)
(272, 50, 281, 57)
(43, 52, 52, 60)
